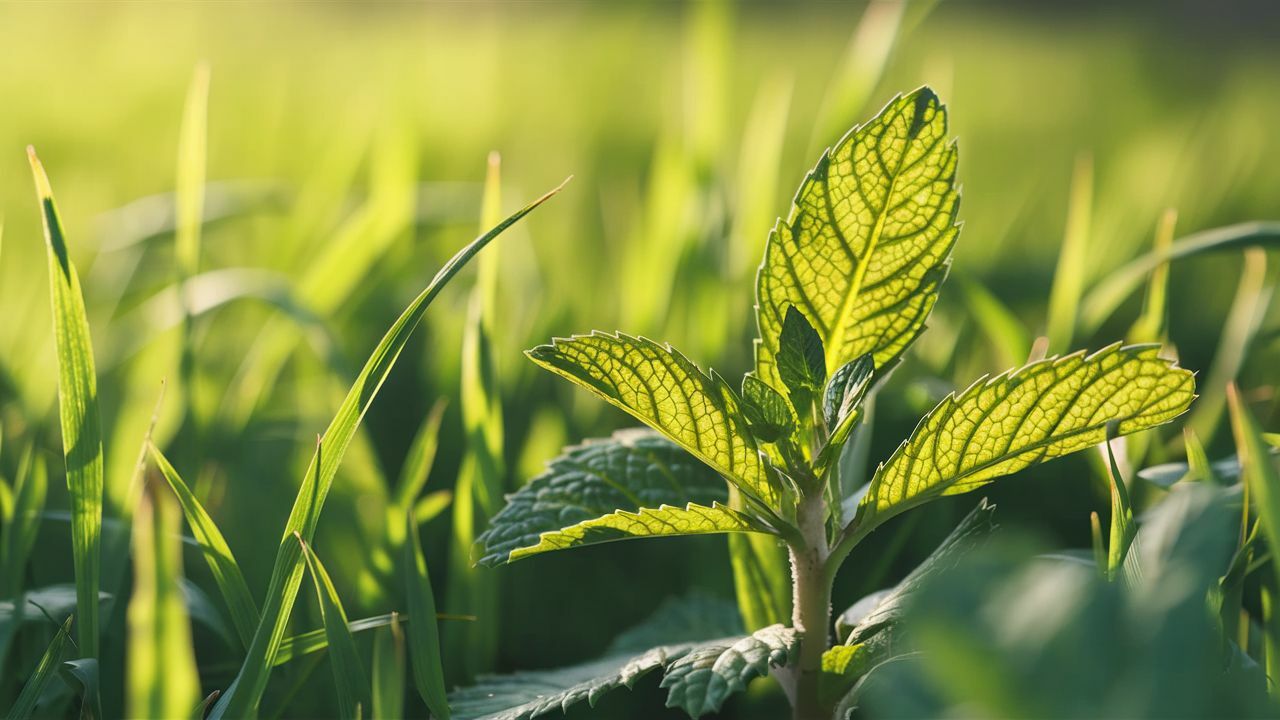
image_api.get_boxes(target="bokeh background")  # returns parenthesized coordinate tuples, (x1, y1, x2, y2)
(1, 1, 1278, 717)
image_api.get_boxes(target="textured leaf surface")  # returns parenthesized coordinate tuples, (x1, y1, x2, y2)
(659, 624, 798, 717)
(755, 88, 958, 390)
(527, 333, 777, 505)
(477, 430, 728, 565)
(775, 306, 827, 407)
(858, 344, 1195, 525)
(451, 647, 681, 720)
(30, 149, 104, 658)
(507, 502, 762, 563)
(450, 621, 795, 720)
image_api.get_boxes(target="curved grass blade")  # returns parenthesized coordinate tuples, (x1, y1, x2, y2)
(1080, 220, 1280, 334)
(297, 534, 372, 720)
(406, 514, 450, 720)
(6, 615, 73, 720)
(1045, 153, 1093, 354)
(127, 487, 200, 719)
(29, 148, 105, 658)
(148, 442, 258, 648)
(209, 175, 568, 719)
(371, 614, 406, 720)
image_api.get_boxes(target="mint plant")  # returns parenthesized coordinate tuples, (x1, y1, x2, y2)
(467, 88, 1196, 720)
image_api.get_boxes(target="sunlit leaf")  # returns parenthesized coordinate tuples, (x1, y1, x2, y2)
(528, 333, 777, 507)
(755, 87, 958, 389)
(857, 344, 1194, 527)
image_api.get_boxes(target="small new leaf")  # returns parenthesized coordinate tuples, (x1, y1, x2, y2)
(740, 375, 796, 443)
(527, 333, 778, 506)
(816, 354, 875, 469)
(858, 344, 1195, 527)
(776, 307, 827, 410)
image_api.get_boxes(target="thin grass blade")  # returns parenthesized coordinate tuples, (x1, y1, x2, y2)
(297, 534, 372, 720)
(6, 616, 73, 720)
(406, 514, 449, 720)
(209, 177, 566, 719)
(29, 148, 105, 658)
(127, 485, 200, 718)
(371, 613, 406, 720)
(148, 442, 258, 648)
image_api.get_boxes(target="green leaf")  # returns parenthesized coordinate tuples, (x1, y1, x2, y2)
(29, 148, 105, 658)
(297, 534, 372, 720)
(1102, 425, 1138, 582)
(726, 529, 790, 632)
(174, 62, 210, 282)
(7, 615, 73, 720)
(740, 376, 795, 444)
(149, 443, 259, 649)
(127, 489, 200, 719)
(506, 502, 764, 563)
(210, 178, 566, 719)
(659, 624, 798, 717)
(478, 430, 729, 566)
(405, 515, 450, 720)
(755, 87, 958, 390)
(776, 306, 827, 409)
(274, 612, 404, 666)
(371, 614, 406, 720)
(1229, 386, 1280, 609)
(857, 344, 1195, 527)
(527, 333, 777, 507)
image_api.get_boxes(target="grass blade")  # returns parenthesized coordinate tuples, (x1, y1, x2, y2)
(406, 514, 449, 720)
(1080, 220, 1280, 334)
(1228, 383, 1280, 700)
(297, 533, 372, 720)
(209, 177, 567, 719)
(1188, 248, 1272, 443)
(7, 616, 73, 720)
(372, 613, 406, 720)
(1, 447, 47, 599)
(1045, 152, 1093, 354)
(29, 148, 105, 658)
(445, 154, 506, 681)
(148, 442, 259, 648)
(175, 62, 210, 285)
(127, 484, 200, 718)
(1127, 208, 1177, 343)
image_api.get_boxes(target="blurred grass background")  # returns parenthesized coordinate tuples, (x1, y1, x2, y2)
(1, 1, 1278, 717)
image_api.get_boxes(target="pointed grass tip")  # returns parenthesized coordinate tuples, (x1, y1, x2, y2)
(26, 146, 54, 200)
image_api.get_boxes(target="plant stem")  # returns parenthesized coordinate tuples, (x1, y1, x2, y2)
(785, 491, 834, 720)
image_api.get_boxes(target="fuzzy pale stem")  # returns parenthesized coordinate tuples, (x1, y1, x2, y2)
(782, 491, 834, 720)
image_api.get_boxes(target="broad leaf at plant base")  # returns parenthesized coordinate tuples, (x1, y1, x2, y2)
(755, 88, 959, 388)
(478, 430, 733, 565)
(856, 344, 1195, 528)
(527, 333, 779, 507)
